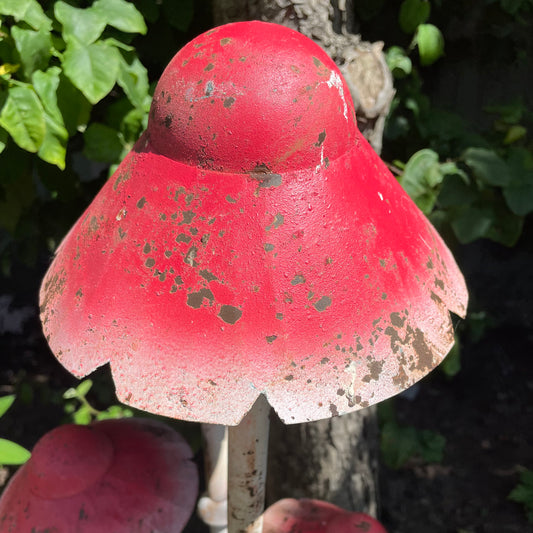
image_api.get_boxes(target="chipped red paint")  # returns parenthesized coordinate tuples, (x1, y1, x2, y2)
(39, 22, 467, 426)
(259, 498, 388, 533)
(0, 419, 198, 532)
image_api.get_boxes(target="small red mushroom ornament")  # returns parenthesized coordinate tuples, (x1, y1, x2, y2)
(254, 498, 388, 533)
(0, 418, 198, 533)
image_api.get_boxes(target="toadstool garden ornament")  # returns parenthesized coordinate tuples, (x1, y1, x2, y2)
(0, 418, 198, 532)
(252, 498, 388, 533)
(39, 21, 468, 533)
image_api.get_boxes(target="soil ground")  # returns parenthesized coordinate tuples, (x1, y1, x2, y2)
(0, 233, 532, 532)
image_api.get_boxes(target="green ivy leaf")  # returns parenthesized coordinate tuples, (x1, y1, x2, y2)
(33, 68, 68, 169)
(62, 40, 120, 104)
(0, 85, 46, 152)
(75, 379, 93, 398)
(385, 46, 412, 78)
(56, 74, 91, 136)
(117, 54, 150, 110)
(0, 438, 31, 465)
(0, 395, 15, 418)
(503, 148, 533, 216)
(463, 147, 511, 187)
(93, 0, 147, 34)
(438, 174, 477, 208)
(11, 26, 53, 81)
(400, 148, 446, 213)
(0, 128, 7, 154)
(83, 123, 124, 163)
(0, 0, 52, 31)
(509, 469, 533, 523)
(399, 0, 430, 34)
(415, 24, 444, 66)
(54, 1, 107, 45)
(451, 206, 493, 243)
(440, 337, 461, 377)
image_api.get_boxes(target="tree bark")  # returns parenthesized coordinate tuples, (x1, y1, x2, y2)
(212, 0, 394, 516)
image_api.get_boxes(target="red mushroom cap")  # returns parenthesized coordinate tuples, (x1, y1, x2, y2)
(259, 498, 388, 533)
(40, 21, 467, 425)
(0, 418, 198, 532)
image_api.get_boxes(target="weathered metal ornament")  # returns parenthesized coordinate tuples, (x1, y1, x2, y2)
(40, 21, 467, 426)
(0, 419, 198, 532)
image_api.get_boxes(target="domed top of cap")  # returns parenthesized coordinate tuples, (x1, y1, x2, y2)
(148, 21, 357, 173)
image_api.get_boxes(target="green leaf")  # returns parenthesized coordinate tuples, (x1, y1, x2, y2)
(11, 26, 53, 81)
(0, 85, 46, 152)
(440, 337, 461, 377)
(509, 469, 533, 523)
(0, 395, 15, 418)
(83, 123, 124, 163)
(0, 0, 52, 31)
(93, 0, 147, 34)
(0, 438, 31, 465)
(438, 174, 477, 208)
(451, 206, 493, 243)
(76, 379, 93, 398)
(62, 40, 120, 104)
(33, 68, 68, 169)
(117, 54, 150, 110)
(381, 422, 419, 469)
(385, 46, 412, 78)
(463, 147, 511, 187)
(415, 24, 444, 66)
(399, 0, 430, 34)
(72, 404, 92, 425)
(400, 148, 445, 213)
(0, 128, 7, 154)
(56, 74, 91, 136)
(503, 125, 527, 144)
(503, 148, 533, 216)
(54, 1, 107, 45)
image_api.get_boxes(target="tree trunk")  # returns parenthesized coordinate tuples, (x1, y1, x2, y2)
(212, 0, 394, 516)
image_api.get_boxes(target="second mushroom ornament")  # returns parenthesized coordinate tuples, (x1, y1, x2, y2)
(40, 21, 468, 533)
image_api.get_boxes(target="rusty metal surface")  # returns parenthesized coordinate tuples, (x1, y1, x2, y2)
(40, 22, 468, 426)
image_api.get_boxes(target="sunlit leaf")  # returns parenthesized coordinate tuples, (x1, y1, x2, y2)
(93, 0, 147, 34)
(62, 40, 120, 104)
(416, 24, 444, 66)
(0, 85, 46, 152)
(0, 0, 52, 31)
(54, 1, 107, 45)
(0, 395, 15, 418)
(11, 26, 53, 81)
(0, 438, 31, 465)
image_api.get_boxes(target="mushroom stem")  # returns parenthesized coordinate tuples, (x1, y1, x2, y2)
(227, 394, 271, 533)
(198, 424, 229, 533)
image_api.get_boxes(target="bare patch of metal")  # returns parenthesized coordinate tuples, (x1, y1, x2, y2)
(204, 63, 214, 72)
(226, 195, 237, 203)
(136, 197, 146, 209)
(266, 335, 277, 343)
(264, 243, 275, 252)
(200, 269, 218, 282)
(329, 403, 339, 417)
(145, 258, 155, 268)
(176, 233, 191, 244)
(220, 37, 232, 46)
(315, 130, 326, 147)
(313, 295, 332, 312)
(186, 289, 215, 309)
(184, 246, 198, 267)
(266, 213, 284, 231)
(291, 275, 305, 286)
(180, 210, 196, 225)
(218, 305, 242, 324)
(224, 96, 235, 108)
(143, 243, 151, 254)
(249, 163, 282, 190)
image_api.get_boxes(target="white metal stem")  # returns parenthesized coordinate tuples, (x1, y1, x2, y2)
(198, 423, 229, 533)
(227, 394, 271, 533)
